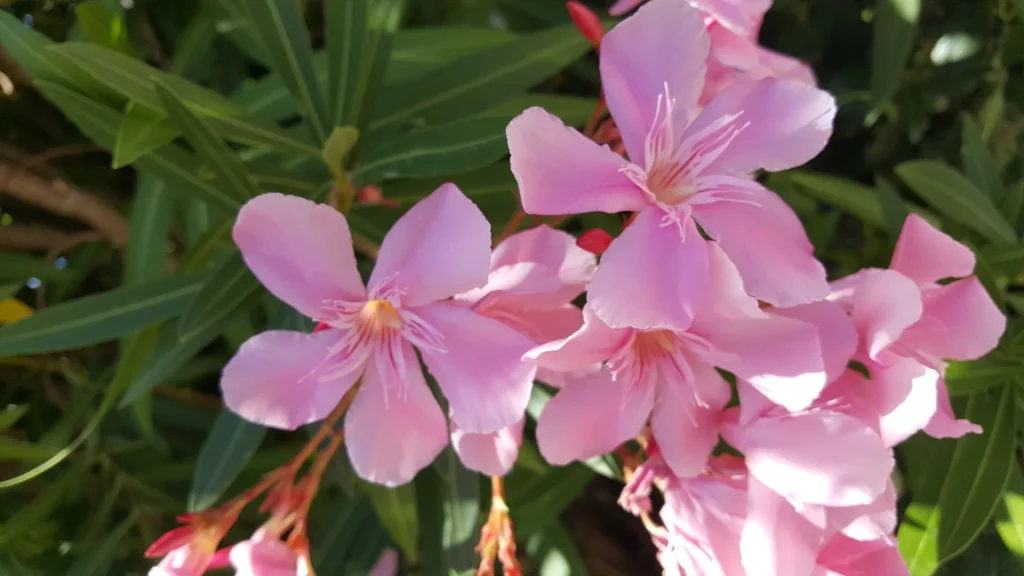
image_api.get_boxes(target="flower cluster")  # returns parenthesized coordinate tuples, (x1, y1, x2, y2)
(144, 0, 1006, 575)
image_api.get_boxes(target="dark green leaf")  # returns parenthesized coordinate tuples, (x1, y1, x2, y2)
(0, 405, 29, 430)
(996, 463, 1024, 566)
(507, 463, 593, 537)
(871, 0, 918, 104)
(896, 160, 1017, 245)
(355, 117, 509, 185)
(177, 252, 262, 341)
(961, 115, 1004, 202)
(0, 252, 64, 281)
(208, 0, 271, 64)
(0, 10, 107, 95)
(188, 410, 267, 512)
(482, 94, 598, 127)
(0, 438, 60, 463)
(0, 471, 79, 544)
(788, 171, 886, 227)
(326, 0, 366, 128)
(171, 11, 217, 77)
(156, 80, 261, 203)
(312, 495, 389, 575)
(362, 479, 420, 561)
(75, 0, 133, 54)
(124, 173, 173, 285)
(113, 103, 180, 170)
(370, 24, 589, 132)
(64, 514, 136, 576)
(244, 0, 331, 141)
(524, 522, 589, 576)
(876, 175, 911, 240)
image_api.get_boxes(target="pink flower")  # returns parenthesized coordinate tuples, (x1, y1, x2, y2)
(827, 214, 1006, 445)
(368, 548, 399, 576)
(508, 0, 835, 330)
(814, 534, 909, 576)
(611, 0, 770, 36)
(146, 522, 219, 576)
(450, 226, 595, 476)
(222, 185, 537, 486)
(702, 21, 816, 105)
(229, 530, 303, 576)
(530, 243, 826, 477)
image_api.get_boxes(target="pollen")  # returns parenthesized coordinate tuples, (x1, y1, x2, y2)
(360, 299, 404, 330)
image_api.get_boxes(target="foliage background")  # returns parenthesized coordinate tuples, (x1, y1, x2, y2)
(0, 0, 1022, 574)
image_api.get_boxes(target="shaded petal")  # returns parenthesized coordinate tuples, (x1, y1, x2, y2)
(847, 269, 923, 360)
(589, 208, 710, 331)
(741, 476, 821, 576)
(221, 330, 358, 430)
(816, 535, 909, 576)
(537, 368, 654, 465)
(525, 305, 633, 372)
(923, 382, 982, 439)
(480, 304, 584, 347)
(827, 481, 898, 542)
(416, 303, 536, 433)
(890, 214, 975, 284)
(507, 108, 646, 215)
(490, 225, 596, 288)
(451, 418, 525, 476)
(233, 193, 365, 319)
(900, 277, 1005, 361)
(609, 0, 644, 16)
(698, 313, 827, 413)
(691, 240, 763, 322)
(754, 46, 817, 85)
(368, 549, 399, 576)
(685, 78, 835, 175)
(691, 0, 771, 36)
(370, 183, 490, 306)
(229, 538, 296, 576)
(770, 301, 858, 384)
(344, 342, 448, 486)
(693, 181, 828, 307)
(652, 355, 731, 477)
(601, 0, 710, 161)
(872, 358, 939, 447)
(723, 411, 894, 506)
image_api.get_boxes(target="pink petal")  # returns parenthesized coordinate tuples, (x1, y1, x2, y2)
(609, 0, 644, 16)
(229, 538, 296, 576)
(899, 277, 1005, 361)
(723, 410, 894, 507)
(770, 301, 858, 385)
(370, 183, 490, 306)
(697, 313, 827, 413)
(507, 107, 646, 215)
(344, 342, 448, 486)
(416, 303, 536, 434)
(221, 330, 359, 430)
(871, 357, 939, 447)
(505, 305, 584, 345)
(847, 269, 923, 360)
(537, 368, 654, 465)
(490, 225, 596, 288)
(589, 208, 710, 331)
(368, 549, 399, 576)
(890, 214, 975, 284)
(691, 0, 771, 36)
(600, 0, 710, 161)
(754, 46, 817, 85)
(693, 181, 828, 307)
(685, 78, 835, 175)
(525, 305, 633, 372)
(817, 535, 909, 576)
(923, 383, 982, 439)
(451, 418, 524, 476)
(827, 481, 898, 542)
(233, 193, 365, 319)
(741, 476, 821, 576)
(691, 240, 763, 322)
(652, 354, 731, 477)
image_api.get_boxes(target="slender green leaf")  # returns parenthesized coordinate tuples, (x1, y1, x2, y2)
(64, 514, 136, 576)
(945, 360, 1021, 396)
(0, 471, 79, 543)
(156, 80, 261, 203)
(351, 0, 404, 138)
(996, 463, 1024, 566)
(961, 115, 1004, 202)
(188, 410, 267, 512)
(0, 274, 207, 356)
(208, 0, 270, 64)
(312, 495, 389, 575)
(896, 160, 1017, 245)
(355, 117, 509, 184)
(370, 24, 589, 132)
(113, 103, 180, 169)
(244, 0, 331, 141)
(524, 522, 589, 576)
(483, 94, 598, 127)
(899, 385, 1016, 573)
(125, 174, 173, 285)
(871, 0, 918, 104)
(0, 10, 107, 95)
(980, 245, 1024, 276)
(178, 220, 234, 275)
(171, 11, 217, 77)
(75, 1, 133, 54)
(507, 463, 593, 537)
(177, 252, 262, 340)
(788, 171, 885, 227)
(323, 126, 361, 183)
(0, 252, 64, 281)
(326, 0, 366, 128)
(876, 175, 910, 240)
(362, 479, 420, 561)
(34, 81, 243, 211)
(0, 405, 29, 430)
(0, 438, 60, 462)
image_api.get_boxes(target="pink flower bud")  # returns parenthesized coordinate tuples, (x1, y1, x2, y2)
(566, 1, 604, 51)
(575, 228, 613, 256)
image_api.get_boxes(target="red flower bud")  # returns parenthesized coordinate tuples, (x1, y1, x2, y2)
(576, 228, 614, 255)
(567, 2, 604, 52)
(145, 525, 196, 558)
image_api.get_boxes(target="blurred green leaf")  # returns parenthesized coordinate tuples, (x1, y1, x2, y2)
(155, 80, 261, 203)
(0, 405, 29, 430)
(788, 171, 886, 227)
(74, 1, 133, 55)
(312, 495, 389, 575)
(0, 438, 60, 463)
(0, 471, 79, 545)
(244, 0, 331, 141)
(0, 10, 107, 96)
(946, 360, 1021, 396)
(0, 253, 64, 281)
(172, 10, 217, 77)
(417, 450, 480, 575)
(899, 385, 1016, 574)
(961, 115, 1004, 202)
(355, 117, 510, 185)
(113, 103, 180, 170)
(208, 0, 271, 64)
(0, 274, 207, 356)
(63, 513, 135, 576)
(871, 0, 919, 105)
(326, 0, 366, 128)
(524, 522, 589, 576)
(177, 252, 262, 340)
(483, 94, 598, 127)
(507, 463, 593, 537)
(876, 175, 911, 240)
(370, 24, 589, 132)
(323, 126, 361, 183)
(362, 480, 420, 561)
(188, 410, 266, 512)
(896, 160, 1017, 245)
(124, 174, 173, 286)
(931, 33, 981, 66)
(996, 463, 1024, 568)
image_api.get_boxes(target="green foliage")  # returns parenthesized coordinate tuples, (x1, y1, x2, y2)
(0, 0, 1022, 574)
